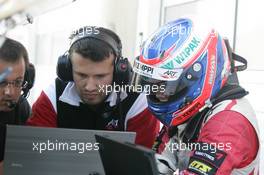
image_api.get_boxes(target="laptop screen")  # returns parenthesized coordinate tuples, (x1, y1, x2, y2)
(4, 125, 136, 175)
(95, 135, 159, 175)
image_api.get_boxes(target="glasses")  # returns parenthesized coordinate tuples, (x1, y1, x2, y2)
(0, 79, 28, 89)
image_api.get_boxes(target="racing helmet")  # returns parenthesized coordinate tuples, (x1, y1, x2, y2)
(131, 18, 231, 126)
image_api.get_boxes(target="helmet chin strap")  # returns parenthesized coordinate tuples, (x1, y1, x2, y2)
(199, 99, 213, 112)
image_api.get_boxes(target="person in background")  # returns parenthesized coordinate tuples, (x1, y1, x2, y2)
(0, 37, 35, 175)
(27, 26, 160, 148)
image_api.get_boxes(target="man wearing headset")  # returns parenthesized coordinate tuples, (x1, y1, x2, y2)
(132, 18, 259, 174)
(0, 37, 35, 175)
(27, 26, 160, 148)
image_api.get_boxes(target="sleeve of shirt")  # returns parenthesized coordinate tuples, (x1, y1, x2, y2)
(126, 107, 160, 148)
(26, 91, 57, 127)
(182, 110, 259, 175)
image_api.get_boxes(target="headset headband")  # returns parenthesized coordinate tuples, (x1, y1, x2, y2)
(70, 31, 121, 57)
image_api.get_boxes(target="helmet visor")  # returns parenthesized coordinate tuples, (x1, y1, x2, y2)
(131, 69, 188, 102)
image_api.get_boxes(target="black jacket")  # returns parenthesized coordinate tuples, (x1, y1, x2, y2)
(0, 97, 31, 161)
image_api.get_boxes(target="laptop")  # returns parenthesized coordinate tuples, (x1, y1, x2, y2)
(95, 135, 159, 175)
(4, 125, 136, 175)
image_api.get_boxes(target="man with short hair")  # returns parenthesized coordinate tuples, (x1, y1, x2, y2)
(27, 26, 160, 148)
(0, 37, 35, 175)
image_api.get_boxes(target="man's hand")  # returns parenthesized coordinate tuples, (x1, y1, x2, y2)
(155, 153, 177, 175)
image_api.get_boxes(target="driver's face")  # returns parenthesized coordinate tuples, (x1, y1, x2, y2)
(155, 91, 170, 102)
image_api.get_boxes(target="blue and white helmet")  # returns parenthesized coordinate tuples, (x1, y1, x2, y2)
(132, 18, 231, 126)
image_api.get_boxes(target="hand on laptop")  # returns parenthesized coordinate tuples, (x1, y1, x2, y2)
(155, 153, 177, 174)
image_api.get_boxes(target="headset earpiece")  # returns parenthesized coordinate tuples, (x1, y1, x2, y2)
(57, 52, 73, 81)
(114, 57, 132, 85)
(22, 63, 35, 98)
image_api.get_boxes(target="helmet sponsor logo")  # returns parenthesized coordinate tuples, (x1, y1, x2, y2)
(209, 55, 216, 85)
(173, 37, 201, 65)
(135, 62, 154, 75)
(134, 60, 183, 80)
(181, 102, 201, 118)
(172, 102, 202, 124)
(162, 70, 181, 79)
